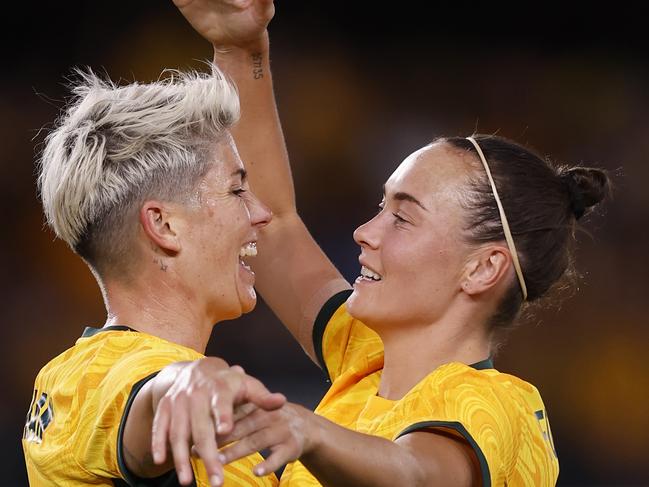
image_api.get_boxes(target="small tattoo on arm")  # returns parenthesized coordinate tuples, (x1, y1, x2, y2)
(251, 52, 264, 79)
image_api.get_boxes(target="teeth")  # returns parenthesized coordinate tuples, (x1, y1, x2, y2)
(239, 242, 257, 258)
(360, 265, 382, 281)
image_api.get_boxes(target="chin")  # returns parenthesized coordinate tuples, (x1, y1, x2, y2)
(346, 290, 374, 323)
(240, 299, 256, 315)
(238, 286, 257, 315)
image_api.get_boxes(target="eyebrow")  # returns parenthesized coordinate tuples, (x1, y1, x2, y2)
(232, 168, 247, 181)
(383, 185, 428, 211)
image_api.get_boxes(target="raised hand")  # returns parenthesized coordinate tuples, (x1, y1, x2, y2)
(150, 359, 285, 486)
(173, 0, 275, 48)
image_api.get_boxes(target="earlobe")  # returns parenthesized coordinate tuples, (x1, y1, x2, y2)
(462, 247, 511, 296)
(460, 259, 479, 295)
(139, 202, 182, 254)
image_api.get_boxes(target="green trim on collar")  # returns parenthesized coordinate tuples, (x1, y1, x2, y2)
(469, 357, 494, 370)
(81, 325, 136, 338)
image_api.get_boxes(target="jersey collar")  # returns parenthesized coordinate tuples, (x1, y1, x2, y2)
(470, 357, 494, 370)
(81, 325, 137, 338)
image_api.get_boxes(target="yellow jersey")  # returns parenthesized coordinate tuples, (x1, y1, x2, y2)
(23, 325, 277, 487)
(280, 291, 559, 486)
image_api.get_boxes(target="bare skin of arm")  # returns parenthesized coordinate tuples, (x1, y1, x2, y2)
(174, 0, 351, 363)
(218, 402, 480, 486)
(122, 358, 285, 486)
(174, 2, 480, 485)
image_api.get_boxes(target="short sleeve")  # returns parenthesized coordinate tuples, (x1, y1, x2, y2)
(390, 365, 520, 487)
(312, 290, 383, 381)
(70, 340, 201, 480)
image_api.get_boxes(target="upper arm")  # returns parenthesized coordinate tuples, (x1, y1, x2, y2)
(120, 373, 175, 480)
(252, 212, 351, 363)
(395, 430, 481, 487)
(120, 360, 196, 481)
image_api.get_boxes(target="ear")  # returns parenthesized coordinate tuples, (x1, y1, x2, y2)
(461, 246, 512, 296)
(139, 201, 182, 254)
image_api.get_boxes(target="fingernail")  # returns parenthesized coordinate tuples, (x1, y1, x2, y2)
(217, 423, 228, 434)
(210, 474, 222, 486)
(152, 451, 161, 463)
(218, 453, 226, 463)
(254, 466, 265, 476)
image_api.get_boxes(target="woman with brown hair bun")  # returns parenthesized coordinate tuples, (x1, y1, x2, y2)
(174, 1, 611, 485)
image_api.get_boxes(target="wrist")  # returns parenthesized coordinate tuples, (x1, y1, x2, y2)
(212, 30, 269, 60)
(300, 406, 326, 460)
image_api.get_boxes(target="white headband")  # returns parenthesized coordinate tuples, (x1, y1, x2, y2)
(466, 136, 528, 301)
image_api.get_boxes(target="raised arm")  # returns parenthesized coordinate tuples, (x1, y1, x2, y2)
(174, 0, 351, 362)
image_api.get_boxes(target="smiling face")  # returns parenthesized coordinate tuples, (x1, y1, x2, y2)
(178, 133, 271, 323)
(347, 142, 475, 330)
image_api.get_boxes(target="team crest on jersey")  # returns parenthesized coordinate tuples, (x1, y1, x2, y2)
(23, 390, 53, 444)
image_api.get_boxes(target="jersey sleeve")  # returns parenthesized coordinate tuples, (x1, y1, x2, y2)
(69, 338, 201, 481)
(389, 366, 521, 486)
(312, 290, 383, 382)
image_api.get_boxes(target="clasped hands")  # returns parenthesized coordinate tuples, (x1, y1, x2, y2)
(151, 357, 312, 486)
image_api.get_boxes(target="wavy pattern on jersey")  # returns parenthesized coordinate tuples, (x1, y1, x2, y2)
(23, 329, 277, 486)
(280, 304, 558, 487)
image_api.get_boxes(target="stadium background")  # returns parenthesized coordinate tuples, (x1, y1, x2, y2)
(1, 2, 647, 485)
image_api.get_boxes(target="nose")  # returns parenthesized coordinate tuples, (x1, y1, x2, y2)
(247, 191, 272, 228)
(353, 216, 379, 249)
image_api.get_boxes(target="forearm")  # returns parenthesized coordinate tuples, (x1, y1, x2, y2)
(213, 35, 350, 359)
(213, 33, 296, 218)
(301, 413, 426, 487)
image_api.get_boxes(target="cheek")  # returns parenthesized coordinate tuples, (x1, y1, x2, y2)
(383, 236, 429, 276)
(384, 235, 457, 287)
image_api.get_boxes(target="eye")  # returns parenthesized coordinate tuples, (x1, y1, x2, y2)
(232, 188, 247, 197)
(392, 213, 408, 224)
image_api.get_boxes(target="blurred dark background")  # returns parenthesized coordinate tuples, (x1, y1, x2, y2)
(2, 2, 648, 485)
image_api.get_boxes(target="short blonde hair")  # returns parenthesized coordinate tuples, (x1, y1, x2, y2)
(38, 66, 239, 273)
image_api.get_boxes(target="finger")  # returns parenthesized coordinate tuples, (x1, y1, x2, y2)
(151, 398, 171, 464)
(217, 408, 270, 445)
(254, 392, 286, 411)
(257, 0, 276, 20)
(220, 426, 276, 465)
(253, 444, 296, 477)
(242, 376, 286, 410)
(189, 399, 224, 487)
(212, 367, 253, 433)
(233, 402, 257, 422)
(168, 400, 194, 485)
(211, 388, 237, 436)
(224, 0, 252, 8)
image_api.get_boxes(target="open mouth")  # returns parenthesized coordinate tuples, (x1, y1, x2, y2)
(239, 242, 257, 272)
(357, 264, 382, 282)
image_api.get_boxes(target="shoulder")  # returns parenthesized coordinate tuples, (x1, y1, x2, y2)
(94, 331, 204, 392)
(314, 290, 383, 381)
(410, 362, 545, 419)
(392, 364, 555, 486)
(42, 329, 203, 400)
